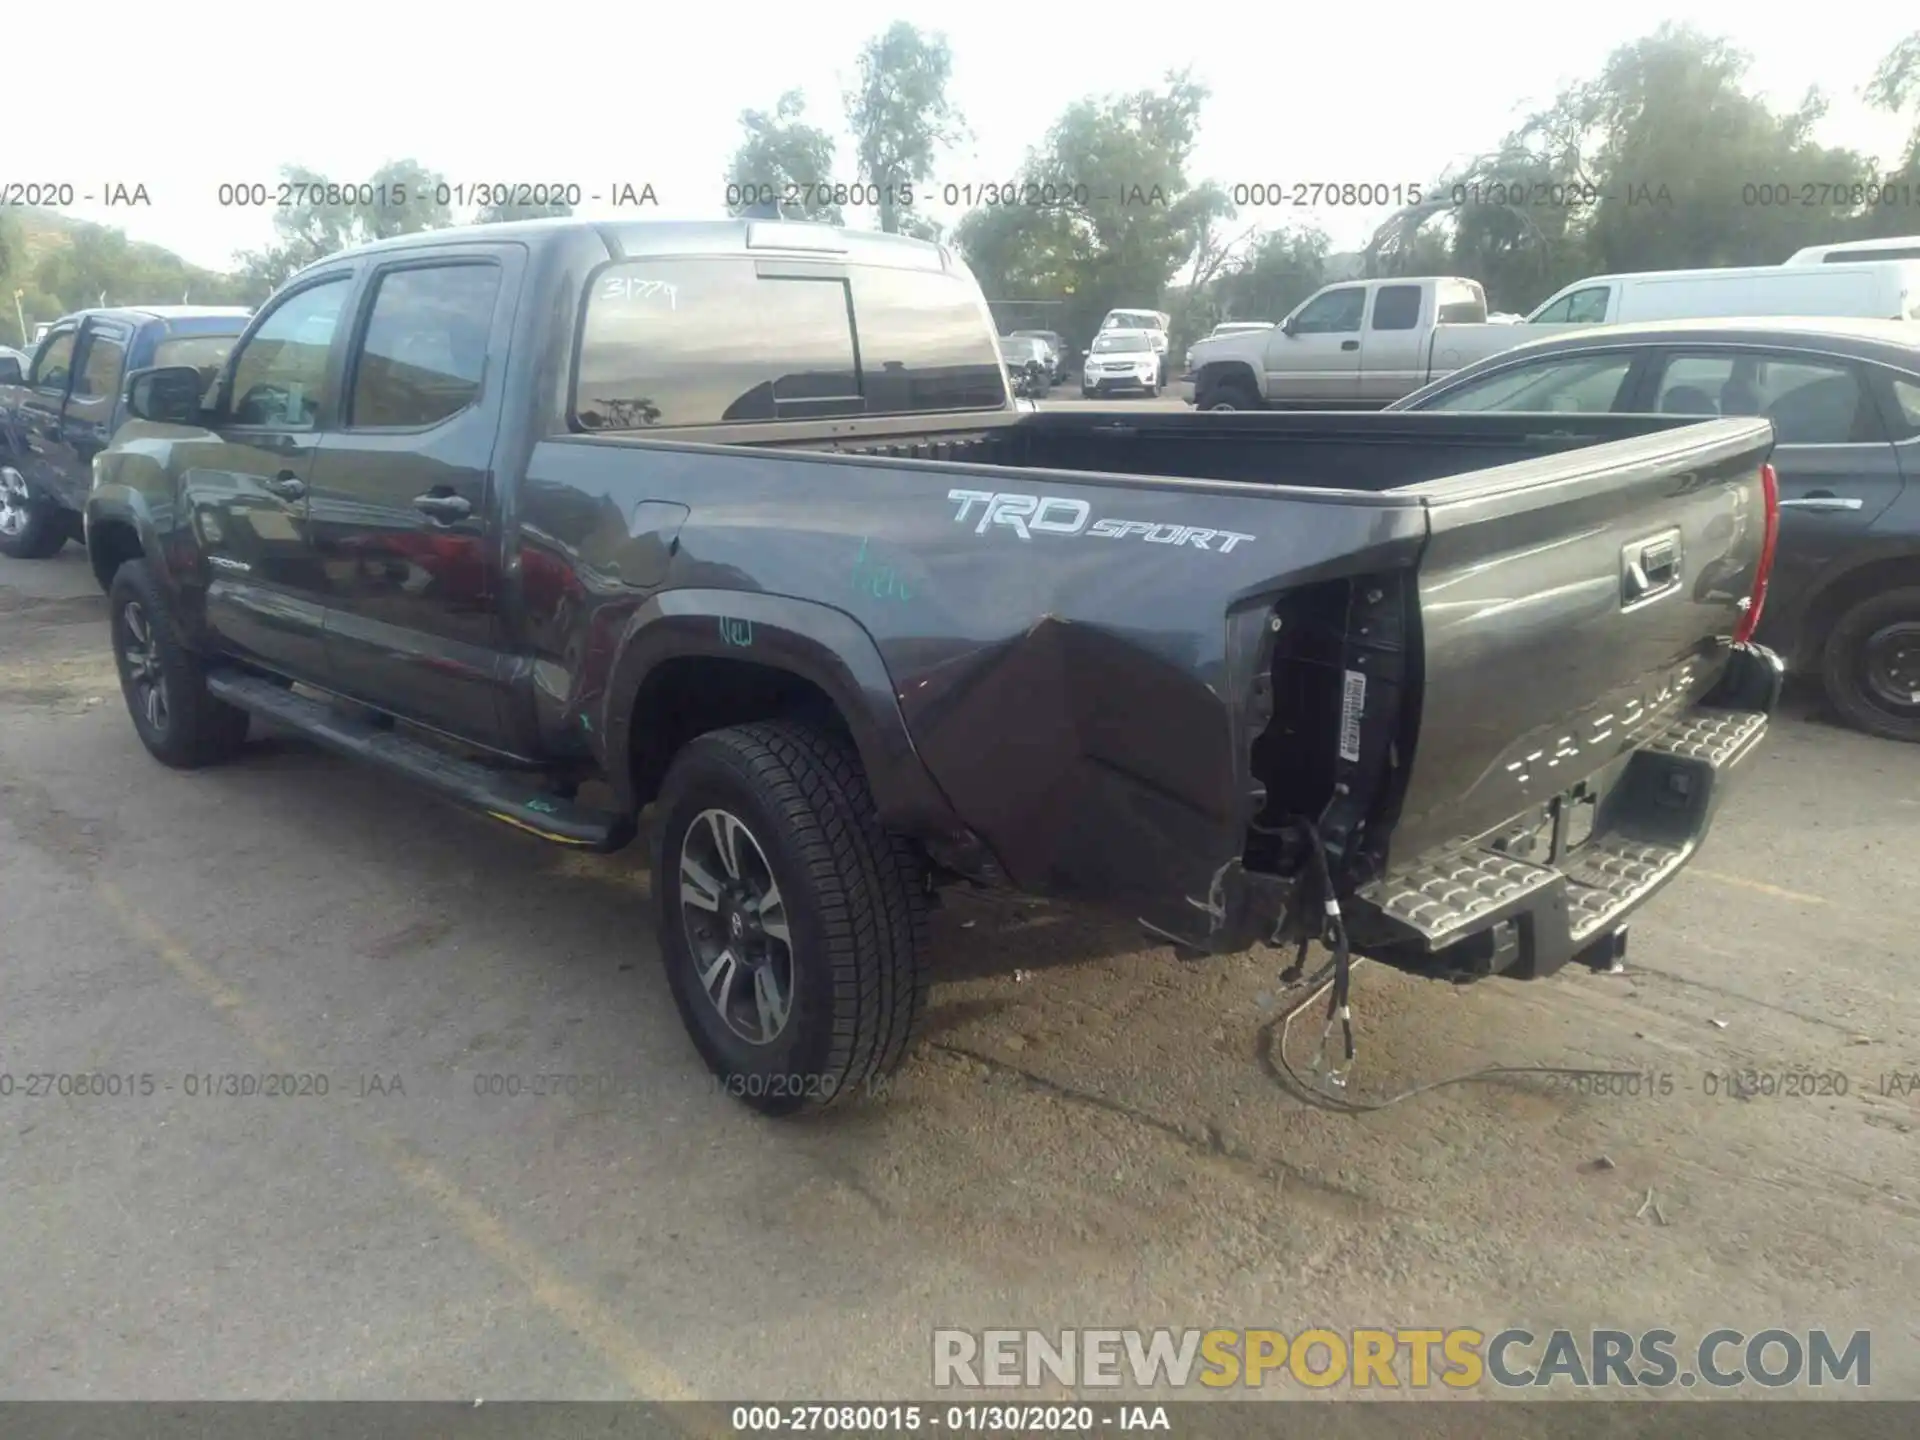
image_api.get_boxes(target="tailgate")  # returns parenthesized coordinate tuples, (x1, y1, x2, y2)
(1381, 416, 1774, 886)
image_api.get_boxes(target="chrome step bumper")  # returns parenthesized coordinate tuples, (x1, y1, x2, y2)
(1353, 704, 1768, 977)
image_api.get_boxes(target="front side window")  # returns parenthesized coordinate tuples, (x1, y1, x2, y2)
(1370, 285, 1422, 332)
(153, 334, 241, 392)
(349, 264, 503, 429)
(227, 277, 352, 429)
(1292, 288, 1365, 335)
(1423, 353, 1635, 413)
(1533, 286, 1611, 324)
(73, 329, 128, 400)
(30, 328, 77, 391)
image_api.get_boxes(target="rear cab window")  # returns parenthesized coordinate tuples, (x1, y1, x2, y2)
(573, 257, 1005, 429)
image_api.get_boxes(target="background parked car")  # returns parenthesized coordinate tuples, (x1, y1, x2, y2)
(1081, 329, 1164, 397)
(1008, 329, 1071, 384)
(997, 334, 1054, 397)
(1180, 320, 1272, 373)
(0, 306, 249, 560)
(1528, 259, 1920, 324)
(1391, 316, 1920, 742)
(1098, 308, 1172, 385)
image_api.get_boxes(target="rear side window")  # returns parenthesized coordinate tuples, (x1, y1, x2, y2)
(1649, 352, 1877, 444)
(574, 257, 1001, 429)
(1370, 285, 1421, 331)
(1890, 375, 1920, 434)
(1436, 279, 1488, 324)
(349, 263, 503, 428)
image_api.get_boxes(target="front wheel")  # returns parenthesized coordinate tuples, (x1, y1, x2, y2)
(654, 721, 930, 1115)
(1821, 586, 1920, 742)
(108, 559, 251, 768)
(0, 465, 68, 559)
(1196, 379, 1258, 411)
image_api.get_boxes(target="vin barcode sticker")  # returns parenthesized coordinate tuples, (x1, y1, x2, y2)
(1338, 669, 1367, 762)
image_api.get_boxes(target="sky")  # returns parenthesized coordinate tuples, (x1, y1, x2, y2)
(8, 2, 1916, 276)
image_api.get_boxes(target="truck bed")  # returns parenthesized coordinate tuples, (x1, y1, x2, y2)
(538, 408, 1776, 972)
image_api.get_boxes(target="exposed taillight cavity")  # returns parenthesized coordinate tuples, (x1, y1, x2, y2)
(1734, 461, 1780, 646)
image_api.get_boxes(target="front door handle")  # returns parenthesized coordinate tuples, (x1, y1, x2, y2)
(1341, 340, 1359, 351)
(1777, 496, 1864, 512)
(414, 492, 472, 523)
(264, 471, 306, 501)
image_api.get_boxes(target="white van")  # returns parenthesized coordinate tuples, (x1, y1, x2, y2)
(1527, 260, 1920, 325)
(1785, 235, 1920, 265)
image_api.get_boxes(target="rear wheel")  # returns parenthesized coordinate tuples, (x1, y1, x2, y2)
(0, 465, 67, 559)
(108, 559, 251, 768)
(654, 720, 930, 1115)
(1821, 586, 1920, 742)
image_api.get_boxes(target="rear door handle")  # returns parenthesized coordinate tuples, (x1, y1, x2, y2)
(265, 472, 306, 501)
(1341, 340, 1359, 351)
(414, 492, 472, 522)
(1777, 496, 1863, 512)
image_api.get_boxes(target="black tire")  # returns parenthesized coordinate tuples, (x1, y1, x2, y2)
(1196, 377, 1258, 411)
(0, 464, 68, 559)
(653, 720, 930, 1116)
(1080, 387, 1095, 400)
(1820, 586, 1920, 743)
(108, 559, 251, 768)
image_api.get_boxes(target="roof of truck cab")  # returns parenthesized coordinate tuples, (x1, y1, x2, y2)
(1451, 315, 1920, 366)
(46, 305, 252, 327)
(297, 217, 958, 272)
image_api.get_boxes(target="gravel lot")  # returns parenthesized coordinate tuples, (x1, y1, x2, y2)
(3, 543, 1917, 1400)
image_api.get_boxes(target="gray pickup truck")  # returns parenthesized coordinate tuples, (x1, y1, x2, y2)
(85, 218, 1783, 1114)
(0, 307, 250, 558)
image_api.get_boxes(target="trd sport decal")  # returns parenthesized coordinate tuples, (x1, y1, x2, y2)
(947, 489, 1255, 553)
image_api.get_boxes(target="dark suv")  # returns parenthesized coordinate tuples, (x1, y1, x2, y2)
(0, 307, 249, 559)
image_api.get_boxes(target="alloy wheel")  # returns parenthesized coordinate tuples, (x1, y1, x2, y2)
(678, 808, 795, 1046)
(0, 468, 30, 537)
(118, 601, 171, 734)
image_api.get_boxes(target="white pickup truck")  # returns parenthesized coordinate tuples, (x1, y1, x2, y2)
(1181, 276, 1572, 410)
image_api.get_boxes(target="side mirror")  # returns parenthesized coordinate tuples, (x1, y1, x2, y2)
(1280, 315, 1299, 338)
(124, 366, 208, 425)
(0, 355, 22, 385)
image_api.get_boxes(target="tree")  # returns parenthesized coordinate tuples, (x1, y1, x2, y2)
(1212, 227, 1330, 324)
(725, 91, 844, 224)
(1864, 30, 1920, 237)
(846, 23, 965, 235)
(955, 70, 1218, 347)
(232, 160, 454, 297)
(474, 198, 575, 224)
(1359, 26, 1882, 311)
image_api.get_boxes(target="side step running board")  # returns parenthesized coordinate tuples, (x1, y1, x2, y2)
(206, 671, 634, 853)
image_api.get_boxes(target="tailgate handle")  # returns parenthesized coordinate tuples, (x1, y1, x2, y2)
(1622, 531, 1682, 605)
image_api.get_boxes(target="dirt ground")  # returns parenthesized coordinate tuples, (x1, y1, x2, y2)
(2, 544, 1916, 1400)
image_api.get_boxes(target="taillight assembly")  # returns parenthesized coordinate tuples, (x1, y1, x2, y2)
(1733, 461, 1780, 646)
